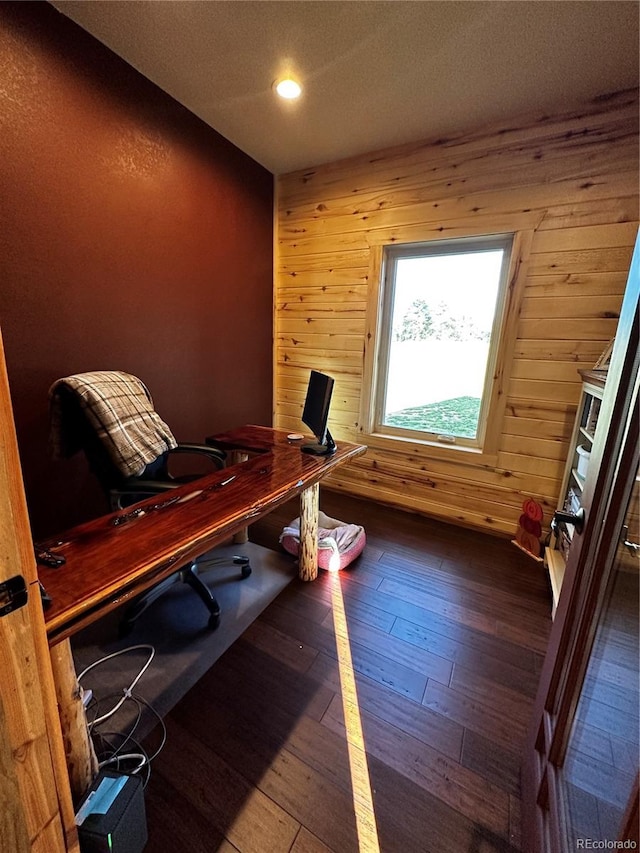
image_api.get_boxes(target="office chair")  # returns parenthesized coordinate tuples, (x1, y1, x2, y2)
(48, 370, 251, 634)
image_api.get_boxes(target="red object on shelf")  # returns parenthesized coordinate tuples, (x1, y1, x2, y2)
(519, 513, 543, 538)
(514, 497, 544, 559)
(522, 497, 544, 523)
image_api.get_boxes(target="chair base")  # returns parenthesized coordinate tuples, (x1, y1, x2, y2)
(118, 555, 252, 637)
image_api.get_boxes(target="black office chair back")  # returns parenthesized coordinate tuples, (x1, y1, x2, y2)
(54, 384, 170, 507)
(49, 372, 250, 633)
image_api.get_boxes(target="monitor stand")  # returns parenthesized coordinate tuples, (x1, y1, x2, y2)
(301, 430, 336, 456)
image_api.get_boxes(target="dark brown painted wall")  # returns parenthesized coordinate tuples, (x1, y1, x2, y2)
(0, 3, 274, 538)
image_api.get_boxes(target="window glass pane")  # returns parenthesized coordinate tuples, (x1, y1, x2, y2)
(382, 248, 505, 440)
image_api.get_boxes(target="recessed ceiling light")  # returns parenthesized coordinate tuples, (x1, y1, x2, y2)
(274, 78, 302, 100)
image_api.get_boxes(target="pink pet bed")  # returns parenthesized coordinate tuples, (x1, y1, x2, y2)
(280, 511, 366, 571)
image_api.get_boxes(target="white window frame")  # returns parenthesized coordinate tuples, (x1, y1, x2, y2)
(360, 229, 532, 465)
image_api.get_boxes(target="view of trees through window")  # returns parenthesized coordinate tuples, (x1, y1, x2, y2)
(381, 243, 508, 441)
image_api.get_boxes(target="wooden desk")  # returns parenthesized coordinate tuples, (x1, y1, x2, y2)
(37, 426, 365, 802)
(39, 425, 366, 646)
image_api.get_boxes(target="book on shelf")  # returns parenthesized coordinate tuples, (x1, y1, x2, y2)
(564, 488, 581, 514)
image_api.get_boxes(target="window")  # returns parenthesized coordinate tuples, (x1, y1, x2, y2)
(369, 234, 514, 451)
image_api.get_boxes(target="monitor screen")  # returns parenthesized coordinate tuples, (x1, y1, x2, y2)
(301, 370, 336, 455)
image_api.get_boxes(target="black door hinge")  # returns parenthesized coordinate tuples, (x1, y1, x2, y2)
(0, 575, 28, 617)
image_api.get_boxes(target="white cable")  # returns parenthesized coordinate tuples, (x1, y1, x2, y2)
(98, 753, 147, 773)
(78, 644, 167, 787)
(78, 645, 155, 729)
(88, 697, 143, 747)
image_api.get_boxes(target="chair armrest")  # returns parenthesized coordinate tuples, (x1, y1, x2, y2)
(113, 481, 179, 496)
(109, 445, 225, 511)
(168, 443, 226, 467)
(110, 480, 178, 511)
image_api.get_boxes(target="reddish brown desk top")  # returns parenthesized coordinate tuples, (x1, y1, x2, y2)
(38, 426, 366, 645)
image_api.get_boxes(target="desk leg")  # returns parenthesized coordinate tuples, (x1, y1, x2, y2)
(50, 639, 98, 804)
(231, 450, 249, 544)
(299, 481, 319, 581)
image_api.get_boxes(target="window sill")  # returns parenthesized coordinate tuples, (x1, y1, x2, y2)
(360, 429, 498, 468)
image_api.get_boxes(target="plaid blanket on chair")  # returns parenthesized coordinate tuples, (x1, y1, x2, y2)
(49, 370, 178, 478)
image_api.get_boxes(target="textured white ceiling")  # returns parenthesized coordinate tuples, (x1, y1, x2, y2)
(52, 0, 639, 175)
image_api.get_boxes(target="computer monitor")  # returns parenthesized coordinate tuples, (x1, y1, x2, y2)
(301, 370, 336, 455)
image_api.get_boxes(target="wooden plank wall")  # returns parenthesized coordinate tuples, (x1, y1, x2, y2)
(274, 89, 639, 538)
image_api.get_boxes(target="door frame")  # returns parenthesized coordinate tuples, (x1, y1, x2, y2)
(0, 328, 77, 852)
(522, 231, 640, 851)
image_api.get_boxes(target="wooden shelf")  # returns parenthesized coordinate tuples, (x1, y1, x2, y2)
(578, 368, 607, 389)
(547, 369, 607, 615)
(579, 425, 595, 444)
(545, 547, 566, 619)
(570, 468, 585, 491)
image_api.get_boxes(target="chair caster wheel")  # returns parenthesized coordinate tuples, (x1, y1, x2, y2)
(208, 613, 220, 630)
(233, 555, 251, 579)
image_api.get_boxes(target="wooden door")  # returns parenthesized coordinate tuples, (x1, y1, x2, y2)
(559, 470, 638, 842)
(522, 231, 640, 851)
(0, 329, 76, 851)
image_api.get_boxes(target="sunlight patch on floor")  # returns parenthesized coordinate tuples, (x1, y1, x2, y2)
(328, 570, 380, 853)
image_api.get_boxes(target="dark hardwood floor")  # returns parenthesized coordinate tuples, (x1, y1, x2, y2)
(142, 491, 552, 853)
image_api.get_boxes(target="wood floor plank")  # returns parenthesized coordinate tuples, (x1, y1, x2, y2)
(354, 586, 542, 673)
(422, 679, 528, 747)
(262, 602, 430, 701)
(150, 718, 301, 853)
(139, 491, 552, 851)
(380, 569, 552, 641)
(366, 753, 519, 853)
(242, 619, 320, 673)
(319, 595, 396, 633)
(215, 637, 337, 722)
(440, 551, 551, 594)
(209, 636, 336, 723)
(449, 664, 534, 726)
(461, 729, 522, 797)
(273, 582, 333, 624)
(375, 551, 551, 616)
(379, 576, 499, 634)
(332, 562, 386, 590)
(278, 575, 395, 632)
(391, 617, 541, 697)
(290, 827, 335, 853)
(509, 795, 523, 851)
(255, 739, 360, 852)
(260, 601, 340, 658)
(496, 618, 552, 654)
(322, 692, 511, 837)
(587, 655, 640, 690)
(308, 651, 464, 760)
(166, 667, 361, 851)
(322, 606, 453, 685)
(144, 775, 230, 852)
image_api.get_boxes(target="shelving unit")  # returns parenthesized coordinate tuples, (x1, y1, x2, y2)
(545, 368, 607, 617)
